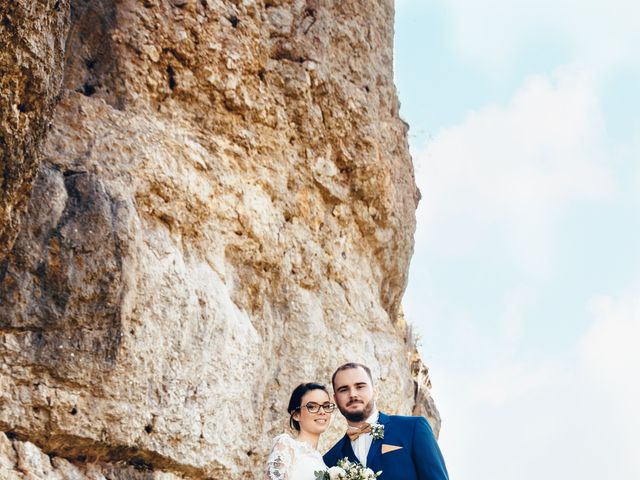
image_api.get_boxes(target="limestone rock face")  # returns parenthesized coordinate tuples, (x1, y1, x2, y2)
(0, 1, 437, 478)
(0, 431, 187, 480)
(0, 0, 70, 260)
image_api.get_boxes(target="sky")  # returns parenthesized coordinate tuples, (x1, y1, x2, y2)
(394, 1, 640, 479)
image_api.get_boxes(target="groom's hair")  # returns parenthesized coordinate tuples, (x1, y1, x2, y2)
(331, 362, 374, 390)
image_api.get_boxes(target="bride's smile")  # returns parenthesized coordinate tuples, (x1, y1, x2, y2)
(292, 389, 335, 441)
(266, 382, 335, 480)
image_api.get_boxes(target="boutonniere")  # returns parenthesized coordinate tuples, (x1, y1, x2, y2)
(370, 423, 384, 441)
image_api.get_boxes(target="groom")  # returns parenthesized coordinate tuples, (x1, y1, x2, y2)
(323, 362, 449, 480)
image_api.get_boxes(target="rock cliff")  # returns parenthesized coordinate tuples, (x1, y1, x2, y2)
(0, 1, 439, 478)
(0, 0, 69, 260)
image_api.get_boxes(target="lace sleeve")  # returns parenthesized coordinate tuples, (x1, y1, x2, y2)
(265, 434, 296, 480)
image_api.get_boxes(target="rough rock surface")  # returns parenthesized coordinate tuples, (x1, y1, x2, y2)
(0, 0, 70, 260)
(0, 1, 439, 478)
(0, 431, 187, 479)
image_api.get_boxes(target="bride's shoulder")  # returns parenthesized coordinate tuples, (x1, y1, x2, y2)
(270, 433, 295, 447)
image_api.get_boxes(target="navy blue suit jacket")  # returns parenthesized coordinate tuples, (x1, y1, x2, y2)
(323, 412, 448, 480)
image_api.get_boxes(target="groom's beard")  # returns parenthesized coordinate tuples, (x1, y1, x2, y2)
(340, 398, 375, 423)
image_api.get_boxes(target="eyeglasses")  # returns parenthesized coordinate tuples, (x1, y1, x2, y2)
(296, 402, 336, 413)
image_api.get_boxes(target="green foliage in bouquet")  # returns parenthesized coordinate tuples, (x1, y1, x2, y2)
(315, 457, 382, 480)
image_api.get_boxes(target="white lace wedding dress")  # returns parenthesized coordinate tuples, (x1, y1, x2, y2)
(265, 433, 327, 480)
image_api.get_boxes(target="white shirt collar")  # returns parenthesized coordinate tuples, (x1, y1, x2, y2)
(365, 409, 379, 425)
(349, 409, 379, 467)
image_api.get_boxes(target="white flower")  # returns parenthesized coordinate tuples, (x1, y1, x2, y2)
(370, 423, 384, 440)
(331, 457, 381, 479)
(328, 466, 347, 480)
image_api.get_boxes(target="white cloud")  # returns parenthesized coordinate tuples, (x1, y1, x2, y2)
(413, 67, 614, 274)
(467, 361, 555, 407)
(571, 291, 640, 476)
(437, 0, 640, 75)
(579, 292, 640, 411)
(428, 289, 640, 480)
(620, 133, 640, 208)
(432, 359, 567, 480)
(499, 286, 533, 345)
(396, 3, 640, 478)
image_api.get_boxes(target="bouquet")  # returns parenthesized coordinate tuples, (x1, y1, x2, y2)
(315, 457, 382, 480)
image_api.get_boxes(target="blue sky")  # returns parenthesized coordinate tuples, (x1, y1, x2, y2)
(395, 1, 640, 479)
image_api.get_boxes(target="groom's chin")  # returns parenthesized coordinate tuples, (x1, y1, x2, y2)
(342, 411, 366, 422)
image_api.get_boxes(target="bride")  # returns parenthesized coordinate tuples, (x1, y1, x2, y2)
(265, 382, 335, 479)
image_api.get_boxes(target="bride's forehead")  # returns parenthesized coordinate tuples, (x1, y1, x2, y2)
(301, 388, 330, 403)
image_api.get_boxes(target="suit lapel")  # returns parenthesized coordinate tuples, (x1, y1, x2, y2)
(340, 434, 359, 464)
(366, 412, 390, 469)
